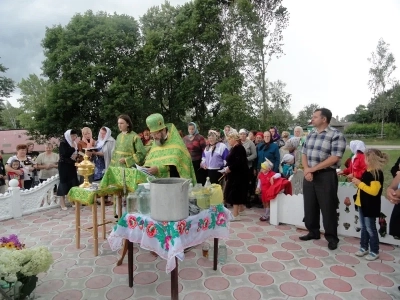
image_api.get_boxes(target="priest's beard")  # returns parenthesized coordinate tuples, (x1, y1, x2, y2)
(154, 134, 167, 146)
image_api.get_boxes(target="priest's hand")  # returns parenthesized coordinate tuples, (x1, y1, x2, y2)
(146, 166, 159, 175)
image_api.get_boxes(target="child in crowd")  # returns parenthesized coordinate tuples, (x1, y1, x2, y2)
(256, 159, 281, 221)
(338, 140, 367, 180)
(351, 148, 388, 261)
(281, 154, 295, 179)
(7, 159, 24, 189)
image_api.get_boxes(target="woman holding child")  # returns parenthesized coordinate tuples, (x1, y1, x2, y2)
(6, 144, 36, 190)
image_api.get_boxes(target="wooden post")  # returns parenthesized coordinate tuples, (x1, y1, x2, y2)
(171, 257, 179, 300)
(92, 201, 98, 256)
(128, 240, 134, 288)
(101, 196, 106, 239)
(75, 202, 81, 249)
(213, 238, 218, 271)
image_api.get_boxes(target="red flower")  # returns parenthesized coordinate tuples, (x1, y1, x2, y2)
(202, 218, 210, 230)
(127, 215, 137, 229)
(177, 220, 187, 235)
(216, 212, 226, 226)
(164, 236, 172, 250)
(146, 222, 157, 238)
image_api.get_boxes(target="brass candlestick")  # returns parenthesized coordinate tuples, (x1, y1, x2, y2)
(75, 153, 95, 188)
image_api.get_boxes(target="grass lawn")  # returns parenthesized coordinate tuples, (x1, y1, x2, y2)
(359, 139, 400, 146)
(342, 149, 399, 190)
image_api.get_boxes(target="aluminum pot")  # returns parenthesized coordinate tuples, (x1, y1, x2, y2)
(149, 178, 191, 221)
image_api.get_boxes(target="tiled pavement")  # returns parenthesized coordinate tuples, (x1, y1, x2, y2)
(1, 206, 399, 300)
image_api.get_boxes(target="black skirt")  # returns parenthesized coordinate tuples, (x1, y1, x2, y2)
(57, 162, 79, 196)
(389, 204, 400, 238)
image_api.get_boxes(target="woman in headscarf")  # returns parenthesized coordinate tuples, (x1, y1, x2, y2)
(223, 131, 249, 221)
(93, 127, 116, 181)
(256, 131, 280, 173)
(201, 130, 229, 184)
(269, 126, 281, 143)
(183, 122, 207, 185)
(239, 129, 257, 207)
(284, 137, 301, 171)
(338, 140, 367, 180)
(57, 129, 79, 210)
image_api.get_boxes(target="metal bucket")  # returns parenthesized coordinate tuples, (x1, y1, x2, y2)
(149, 178, 191, 221)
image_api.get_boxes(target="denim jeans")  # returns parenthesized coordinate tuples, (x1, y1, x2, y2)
(359, 208, 379, 254)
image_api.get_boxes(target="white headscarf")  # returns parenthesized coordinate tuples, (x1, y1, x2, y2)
(96, 127, 112, 149)
(64, 130, 77, 149)
(349, 140, 366, 155)
(349, 140, 366, 162)
(281, 153, 294, 164)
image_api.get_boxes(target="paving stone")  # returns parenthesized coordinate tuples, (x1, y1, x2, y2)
(1, 206, 399, 299)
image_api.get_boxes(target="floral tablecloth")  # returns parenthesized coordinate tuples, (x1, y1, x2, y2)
(99, 166, 149, 192)
(108, 204, 232, 273)
(68, 186, 122, 205)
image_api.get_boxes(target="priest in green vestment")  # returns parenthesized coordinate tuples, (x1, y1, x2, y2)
(143, 113, 196, 185)
(110, 114, 146, 168)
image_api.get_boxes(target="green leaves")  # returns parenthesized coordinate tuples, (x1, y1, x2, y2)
(16, 1, 292, 140)
(0, 60, 15, 126)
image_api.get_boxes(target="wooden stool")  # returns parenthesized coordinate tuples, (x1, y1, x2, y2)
(75, 193, 122, 256)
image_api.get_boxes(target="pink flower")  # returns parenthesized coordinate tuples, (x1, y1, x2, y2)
(177, 220, 186, 235)
(202, 218, 210, 230)
(146, 222, 157, 238)
(164, 236, 172, 250)
(127, 215, 137, 229)
(216, 212, 226, 226)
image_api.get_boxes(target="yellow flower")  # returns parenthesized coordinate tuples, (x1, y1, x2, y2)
(5, 242, 15, 249)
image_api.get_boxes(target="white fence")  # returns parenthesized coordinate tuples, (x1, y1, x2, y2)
(270, 170, 400, 246)
(0, 175, 60, 221)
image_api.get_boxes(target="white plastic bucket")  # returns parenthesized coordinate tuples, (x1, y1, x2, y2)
(149, 178, 190, 221)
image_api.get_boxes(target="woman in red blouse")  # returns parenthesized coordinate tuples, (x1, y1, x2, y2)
(183, 122, 207, 185)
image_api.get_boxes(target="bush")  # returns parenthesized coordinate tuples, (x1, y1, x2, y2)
(344, 123, 399, 139)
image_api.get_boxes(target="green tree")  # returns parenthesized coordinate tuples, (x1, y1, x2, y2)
(140, 0, 242, 131)
(17, 74, 49, 136)
(231, 0, 290, 124)
(0, 101, 22, 129)
(39, 11, 143, 138)
(351, 104, 373, 124)
(367, 38, 397, 137)
(0, 60, 15, 125)
(295, 103, 319, 126)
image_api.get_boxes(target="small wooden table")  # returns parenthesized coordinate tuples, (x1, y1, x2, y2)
(68, 186, 123, 256)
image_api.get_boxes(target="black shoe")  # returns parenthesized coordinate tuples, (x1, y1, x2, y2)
(299, 234, 320, 241)
(246, 202, 252, 208)
(328, 241, 338, 250)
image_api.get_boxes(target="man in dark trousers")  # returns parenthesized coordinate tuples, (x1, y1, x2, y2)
(299, 108, 346, 250)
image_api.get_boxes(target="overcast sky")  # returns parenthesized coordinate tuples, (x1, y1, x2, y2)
(1, 0, 399, 119)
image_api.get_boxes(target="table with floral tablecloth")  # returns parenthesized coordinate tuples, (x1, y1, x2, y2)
(108, 204, 232, 298)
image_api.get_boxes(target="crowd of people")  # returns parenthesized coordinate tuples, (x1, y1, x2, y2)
(1, 108, 399, 267)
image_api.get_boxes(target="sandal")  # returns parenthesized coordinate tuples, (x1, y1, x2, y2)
(259, 215, 269, 221)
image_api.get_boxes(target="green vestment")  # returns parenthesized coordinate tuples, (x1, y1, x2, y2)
(144, 124, 196, 185)
(110, 131, 146, 168)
